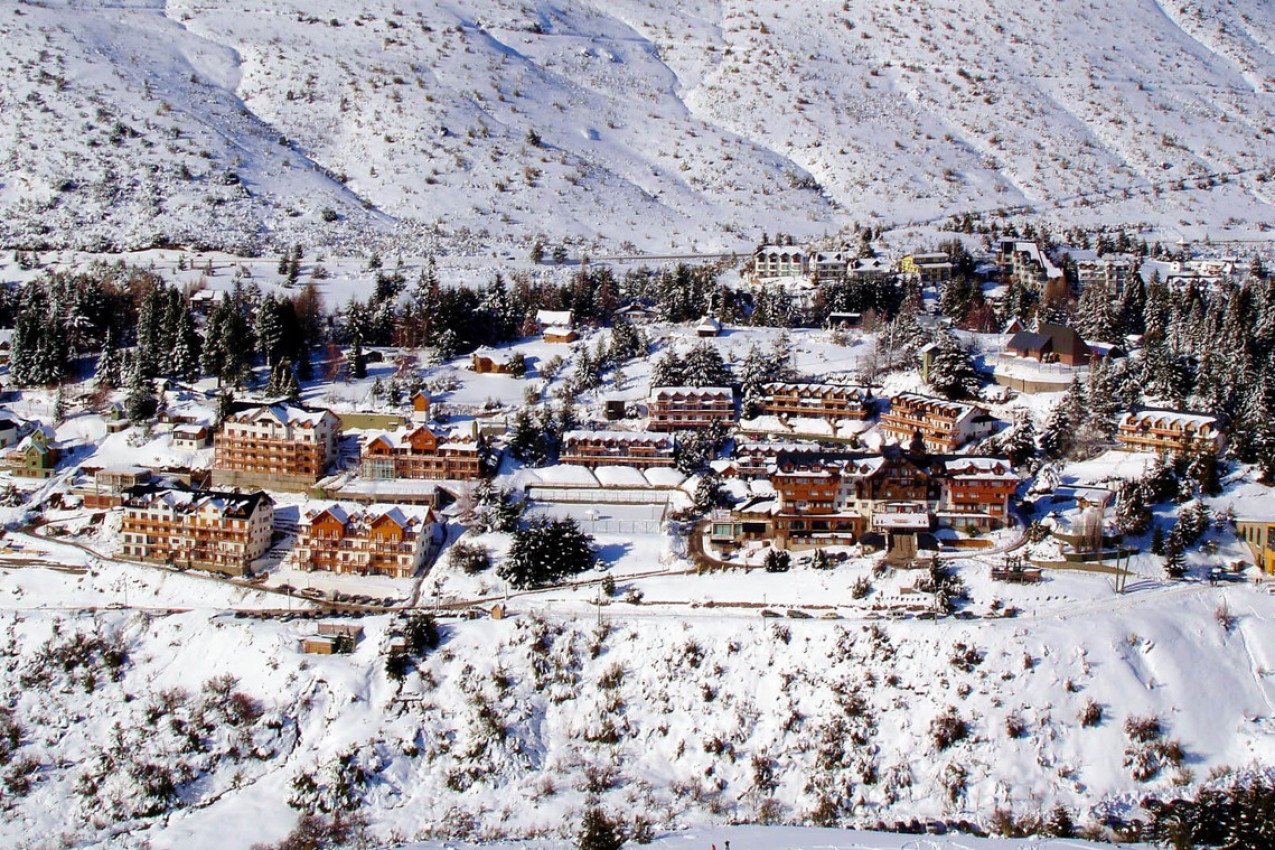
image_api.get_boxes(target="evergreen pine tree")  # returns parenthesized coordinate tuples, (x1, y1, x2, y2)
(649, 349, 685, 388)
(167, 303, 201, 382)
(738, 344, 773, 419)
(124, 354, 157, 422)
(1163, 528, 1187, 579)
(95, 328, 125, 390)
(1150, 523, 1165, 556)
(1001, 412, 1038, 469)
(682, 341, 730, 388)
(254, 294, 285, 367)
(498, 517, 597, 588)
(927, 331, 981, 400)
(350, 337, 368, 380)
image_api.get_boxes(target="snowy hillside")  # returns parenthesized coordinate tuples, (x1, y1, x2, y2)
(3, 0, 1275, 254)
(5, 573, 1275, 848)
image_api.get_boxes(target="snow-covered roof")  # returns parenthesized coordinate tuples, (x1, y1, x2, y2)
(593, 466, 652, 487)
(643, 467, 687, 487)
(1118, 409, 1220, 429)
(536, 309, 573, 326)
(564, 430, 672, 445)
(890, 392, 979, 418)
(531, 464, 600, 486)
(649, 386, 733, 399)
(235, 404, 334, 427)
(944, 457, 1017, 480)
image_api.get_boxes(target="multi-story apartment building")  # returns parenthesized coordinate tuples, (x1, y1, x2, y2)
(118, 486, 274, 576)
(213, 405, 340, 492)
(758, 382, 873, 423)
(293, 503, 438, 578)
(359, 425, 483, 481)
(939, 458, 1020, 532)
(998, 240, 1067, 300)
(880, 393, 998, 453)
(648, 387, 735, 432)
(899, 253, 954, 284)
(712, 448, 1017, 551)
(1074, 255, 1136, 296)
(1116, 410, 1225, 455)
(754, 245, 807, 279)
(560, 430, 675, 468)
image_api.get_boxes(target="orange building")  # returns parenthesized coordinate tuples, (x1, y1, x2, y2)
(648, 386, 735, 431)
(880, 393, 997, 453)
(759, 382, 873, 423)
(119, 486, 274, 576)
(1116, 410, 1225, 455)
(940, 458, 1019, 532)
(213, 405, 339, 491)
(560, 430, 675, 468)
(359, 425, 484, 481)
(293, 503, 438, 578)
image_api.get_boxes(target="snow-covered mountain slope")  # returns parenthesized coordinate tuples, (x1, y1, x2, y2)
(3, 0, 1275, 253)
(5, 580, 1275, 848)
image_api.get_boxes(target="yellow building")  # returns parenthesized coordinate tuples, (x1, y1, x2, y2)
(1236, 516, 1275, 573)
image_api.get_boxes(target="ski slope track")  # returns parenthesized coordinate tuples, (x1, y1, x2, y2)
(2, 0, 1275, 254)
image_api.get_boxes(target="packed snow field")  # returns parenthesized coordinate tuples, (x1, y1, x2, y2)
(3, 0, 1275, 255)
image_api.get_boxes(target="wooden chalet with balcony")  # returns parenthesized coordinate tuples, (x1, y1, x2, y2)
(119, 486, 274, 576)
(359, 425, 484, 481)
(293, 503, 438, 578)
(648, 386, 735, 432)
(213, 404, 339, 492)
(759, 382, 873, 423)
(1116, 410, 1225, 455)
(879, 393, 997, 453)
(939, 457, 1019, 532)
(712, 447, 1017, 552)
(560, 430, 675, 468)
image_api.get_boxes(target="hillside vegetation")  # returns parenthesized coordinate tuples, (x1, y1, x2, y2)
(2, 0, 1274, 254)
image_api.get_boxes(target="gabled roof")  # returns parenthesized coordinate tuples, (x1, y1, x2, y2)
(237, 404, 335, 427)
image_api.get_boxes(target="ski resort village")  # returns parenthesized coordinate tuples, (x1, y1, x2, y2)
(2, 229, 1275, 849)
(9, 0, 1275, 846)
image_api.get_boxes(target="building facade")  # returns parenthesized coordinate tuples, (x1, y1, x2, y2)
(648, 387, 735, 431)
(119, 487, 274, 576)
(1116, 410, 1225, 455)
(758, 382, 873, 423)
(359, 425, 483, 481)
(293, 503, 438, 578)
(712, 449, 1017, 552)
(560, 430, 675, 468)
(213, 405, 339, 492)
(879, 393, 997, 453)
(754, 245, 807, 279)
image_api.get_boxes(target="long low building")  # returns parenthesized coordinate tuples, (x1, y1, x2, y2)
(119, 486, 274, 576)
(1116, 409, 1225, 455)
(560, 430, 675, 468)
(648, 386, 735, 432)
(759, 382, 873, 423)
